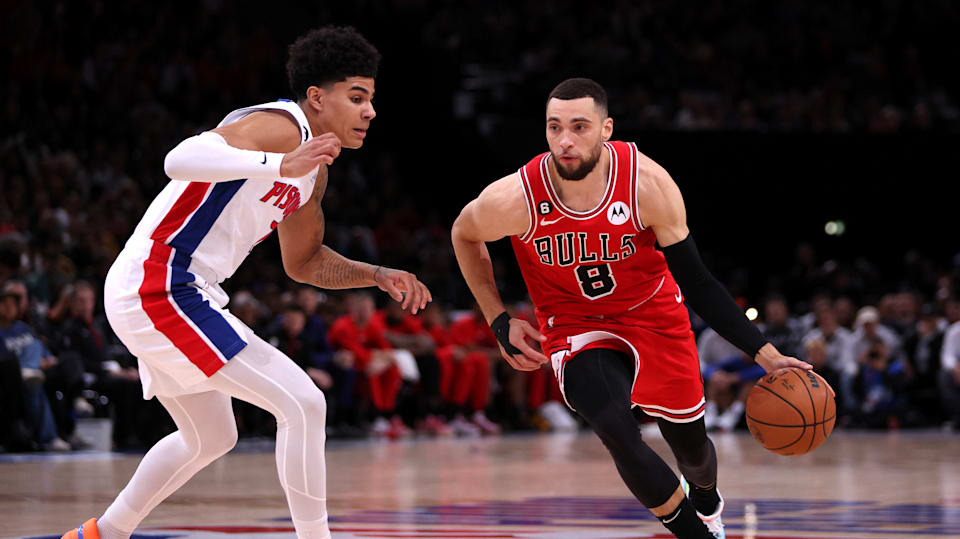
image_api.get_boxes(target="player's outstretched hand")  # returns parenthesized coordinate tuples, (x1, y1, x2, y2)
(500, 318, 548, 371)
(374, 266, 433, 315)
(280, 133, 342, 177)
(754, 343, 812, 373)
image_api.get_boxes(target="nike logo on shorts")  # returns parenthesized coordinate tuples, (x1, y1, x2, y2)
(675, 286, 683, 303)
(261, 153, 267, 164)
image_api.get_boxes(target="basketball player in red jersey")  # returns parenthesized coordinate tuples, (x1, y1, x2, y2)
(452, 78, 810, 539)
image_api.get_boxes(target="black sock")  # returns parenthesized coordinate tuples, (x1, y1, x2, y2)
(690, 482, 721, 516)
(658, 497, 712, 538)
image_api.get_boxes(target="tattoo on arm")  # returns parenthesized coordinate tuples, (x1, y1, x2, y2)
(309, 245, 376, 289)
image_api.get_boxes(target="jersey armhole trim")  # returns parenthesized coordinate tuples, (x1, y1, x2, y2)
(219, 102, 312, 143)
(628, 142, 646, 231)
(517, 167, 538, 243)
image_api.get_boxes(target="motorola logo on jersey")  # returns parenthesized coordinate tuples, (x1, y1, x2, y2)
(607, 201, 630, 226)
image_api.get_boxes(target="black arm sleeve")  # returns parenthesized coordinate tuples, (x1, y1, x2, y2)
(661, 234, 768, 358)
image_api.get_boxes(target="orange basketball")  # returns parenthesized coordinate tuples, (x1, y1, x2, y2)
(745, 367, 836, 456)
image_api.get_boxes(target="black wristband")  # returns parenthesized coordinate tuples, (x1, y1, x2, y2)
(490, 312, 522, 355)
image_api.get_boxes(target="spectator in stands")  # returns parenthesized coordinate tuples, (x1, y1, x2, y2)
(852, 337, 908, 429)
(851, 306, 902, 365)
(698, 328, 761, 431)
(902, 303, 946, 425)
(940, 299, 960, 431)
(378, 301, 451, 436)
(802, 307, 857, 416)
(441, 304, 500, 435)
(759, 295, 803, 358)
(0, 286, 70, 450)
(232, 290, 269, 335)
(894, 292, 920, 337)
(51, 281, 169, 449)
(36, 282, 93, 444)
(834, 297, 858, 330)
(329, 292, 407, 438)
(268, 305, 333, 390)
(295, 288, 360, 432)
(0, 339, 33, 451)
(798, 294, 833, 335)
(3, 280, 44, 330)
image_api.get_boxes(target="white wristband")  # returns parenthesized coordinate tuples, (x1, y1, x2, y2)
(164, 132, 285, 183)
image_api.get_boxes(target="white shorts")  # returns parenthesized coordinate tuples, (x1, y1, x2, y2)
(104, 245, 249, 399)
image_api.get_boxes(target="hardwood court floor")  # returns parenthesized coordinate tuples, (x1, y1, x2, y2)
(2, 428, 959, 538)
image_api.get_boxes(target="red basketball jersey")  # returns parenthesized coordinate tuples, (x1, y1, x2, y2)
(510, 141, 671, 325)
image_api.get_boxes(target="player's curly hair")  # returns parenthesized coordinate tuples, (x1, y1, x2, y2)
(286, 26, 381, 100)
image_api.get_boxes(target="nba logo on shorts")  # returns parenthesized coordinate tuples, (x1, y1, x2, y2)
(607, 201, 630, 225)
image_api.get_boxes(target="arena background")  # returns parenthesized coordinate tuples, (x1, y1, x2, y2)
(3, 2, 960, 537)
(4, 1, 959, 307)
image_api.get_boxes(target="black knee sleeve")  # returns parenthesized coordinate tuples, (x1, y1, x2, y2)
(658, 417, 718, 489)
(563, 349, 680, 508)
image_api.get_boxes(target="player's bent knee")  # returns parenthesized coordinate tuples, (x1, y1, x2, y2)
(200, 422, 239, 459)
(295, 386, 328, 423)
(221, 421, 240, 454)
(588, 406, 642, 453)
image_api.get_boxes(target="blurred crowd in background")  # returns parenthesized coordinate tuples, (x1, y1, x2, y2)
(2, 1, 960, 452)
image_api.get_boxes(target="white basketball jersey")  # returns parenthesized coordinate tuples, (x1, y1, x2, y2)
(124, 100, 317, 286)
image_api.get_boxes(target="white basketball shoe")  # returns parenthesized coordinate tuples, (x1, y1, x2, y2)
(681, 475, 725, 539)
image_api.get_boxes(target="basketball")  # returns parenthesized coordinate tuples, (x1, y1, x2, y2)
(746, 367, 836, 456)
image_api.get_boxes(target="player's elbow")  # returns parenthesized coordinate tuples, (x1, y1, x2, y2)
(451, 213, 466, 243)
(281, 254, 310, 284)
(284, 265, 310, 285)
(451, 206, 477, 245)
(163, 142, 190, 181)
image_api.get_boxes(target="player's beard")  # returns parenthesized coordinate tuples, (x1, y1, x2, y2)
(553, 144, 603, 182)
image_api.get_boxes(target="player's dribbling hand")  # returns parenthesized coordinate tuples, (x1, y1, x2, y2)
(754, 342, 812, 373)
(280, 133, 342, 177)
(500, 319, 548, 371)
(374, 266, 433, 314)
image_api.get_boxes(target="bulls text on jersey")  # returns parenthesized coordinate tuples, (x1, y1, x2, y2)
(530, 232, 638, 300)
(531, 232, 636, 267)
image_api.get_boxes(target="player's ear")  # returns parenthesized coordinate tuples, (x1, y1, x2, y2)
(305, 85, 325, 113)
(602, 117, 613, 142)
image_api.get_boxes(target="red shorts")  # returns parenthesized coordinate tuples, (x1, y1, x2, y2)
(541, 273, 705, 423)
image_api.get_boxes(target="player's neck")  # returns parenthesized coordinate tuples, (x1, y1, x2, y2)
(548, 147, 610, 212)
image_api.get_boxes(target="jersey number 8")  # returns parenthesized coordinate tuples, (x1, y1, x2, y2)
(576, 263, 617, 299)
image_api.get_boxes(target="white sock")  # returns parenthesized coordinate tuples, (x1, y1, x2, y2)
(98, 495, 138, 539)
(292, 516, 331, 539)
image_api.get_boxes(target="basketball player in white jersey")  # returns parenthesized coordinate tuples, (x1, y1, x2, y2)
(61, 26, 430, 539)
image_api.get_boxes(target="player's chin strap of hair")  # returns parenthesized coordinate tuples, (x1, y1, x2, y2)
(661, 234, 768, 359)
(490, 312, 522, 355)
